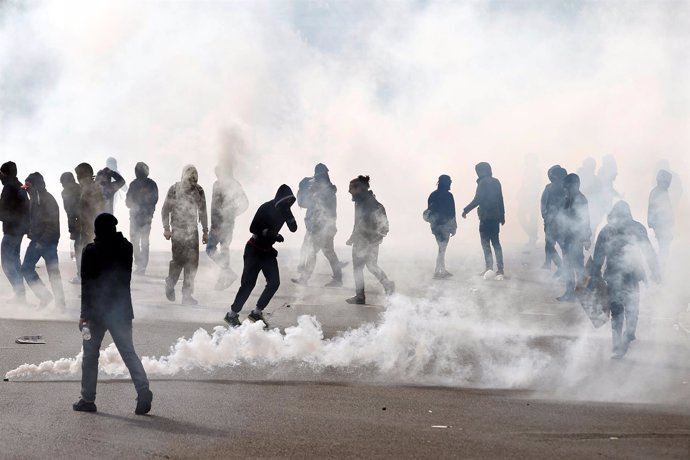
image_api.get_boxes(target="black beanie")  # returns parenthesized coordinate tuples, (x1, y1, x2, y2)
(94, 213, 118, 237)
(1, 161, 17, 178)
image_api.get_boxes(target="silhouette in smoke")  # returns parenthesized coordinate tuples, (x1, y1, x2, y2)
(292, 163, 346, 287)
(0, 161, 30, 303)
(592, 154, 621, 232)
(557, 173, 591, 302)
(21, 172, 65, 309)
(424, 174, 457, 279)
(655, 159, 683, 207)
(74, 213, 152, 415)
(223, 184, 297, 328)
(345, 175, 395, 305)
(540, 165, 567, 273)
(576, 157, 602, 236)
(60, 172, 80, 262)
(161, 165, 208, 305)
(517, 155, 541, 250)
(125, 162, 158, 275)
(206, 163, 248, 290)
(647, 169, 674, 269)
(74, 163, 105, 284)
(462, 162, 505, 279)
(96, 163, 126, 215)
(590, 201, 660, 359)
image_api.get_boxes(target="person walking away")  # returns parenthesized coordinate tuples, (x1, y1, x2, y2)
(647, 169, 674, 270)
(125, 162, 158, 275)
(207, 163, 248, 290)
(60, 172, 81, 262)
(161, 165, 208, 305)
(73, 213, 152, 414)
(462, 162, 506, 280)
(345, 175, 395, 304)
(557, 173, 591, 302)
(96, 165, 126, 215)
(74, 163, 105, 284)
(292, 163, 345, 287)
(223, 184, 297, 328)
(590, 201, 660, 359)
(21, 172, 66, 309)
(540, 165, 567, 275)
(0, 161, 30, 303)
(424, 174, 457, 279)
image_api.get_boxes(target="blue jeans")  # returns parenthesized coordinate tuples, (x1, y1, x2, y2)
(21, 240, 65, 306)
(80, 317, 150, 403)
(1, 234, 25, 296)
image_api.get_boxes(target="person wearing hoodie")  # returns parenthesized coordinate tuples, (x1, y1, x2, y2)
(590, 201, 660, 359)
(96, 157, 127, 215)
(462, 162, 506, 279)
(74, 163, 105, 284)
(161, 165, 208, 305)
(424, 174, 457, 279)
(20, 172, 66, 309)
(60, 172, 81, 261)
(223, 184, 297, 328)
(73, 213, 153, 415)
(125, 162, 159, 275)
(557, 173, 592, 302)
(292, 163, 345, 287)
(345, 175, 394, 305)
(540, 165, 568, 273)
(207, 163, 248, 290)
(0, 161, 30, 302)
(647, 169, 674, 269)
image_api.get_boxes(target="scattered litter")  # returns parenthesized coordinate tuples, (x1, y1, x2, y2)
(432, 425, 449, 429)
(15, 336, 45, 345)
(609, 437, 619, 440)
(382, 407, 386, 411)
(3, 378, 8, 382)
(428, 410, 433, 413)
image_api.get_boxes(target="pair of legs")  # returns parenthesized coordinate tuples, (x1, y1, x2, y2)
(608, 275, 640, 357)
(352, 241, 393, 300)
(166, 235, 199, 300)
(21, 240, 65, 308)
(296, 231, 343, 283)
(653, 228, 672, 272)
(1, 234, 25, 299)
(206, 224, 238, 290)
(479, 219, 504, 273)
(559, 236, 584, 300)
(433, 231, 451, 276)
(543, 224, 563, 270)
(229, 244, 280, 315)
(130, 220, 152, 273)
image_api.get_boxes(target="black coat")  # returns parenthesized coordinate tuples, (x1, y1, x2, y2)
(297, 177, 338, 235)
(28, 188, 61, 246)
(563, 192, 591, 242)
(80, 232, 134, 322)
(463, 174, 505, 223)
(427, 189, 456, 234)
(126, 176, 159, 227)
(350, 190, 389, 245)
(248, 184, 297, 249)
(0, 176, 30, 236)
(61, 182, 81, 239)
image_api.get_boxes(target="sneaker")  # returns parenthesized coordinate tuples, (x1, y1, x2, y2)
(495, 270, 505, 281)
(247, 311, 269, 329)
(324, 278, 343, 288)
(291, 277, 308, 287)
(133, 267, 146, 276)
(165, 281, 175, 302)
(383, 281, 395, 296)
(224, 312, 241, 328)
(346, 295, 366, 305)
(69, 276, 81, 285)
(135, 389, 153, 415)
(72, 399, 97, 412)
(181, 295, 198, 306)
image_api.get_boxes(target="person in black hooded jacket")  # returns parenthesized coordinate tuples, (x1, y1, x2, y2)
(223, 184, 297, 328)
(540, 165, 567, 273)
(60, 172, 81, 261)
(425, 174, 457, 279)
(73, 213, 152, 415)
(0, 161, 30, 302)
(462, 162, 505, 278)
(126, 162, 158, 275)
(21, 172, 66, 309)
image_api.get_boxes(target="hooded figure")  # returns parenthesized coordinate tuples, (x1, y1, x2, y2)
(0, 161, 30, 301)
(75, 213, 152, 415)
(20, 172, 65, 308)
(647, 169, 673, 268)
(540, 165, 567, 272)
(60, 172, 81, 242)
(161, 164, 208, 305)
(96, 161, 126, 215)
(292, 163, 345, 287)
(223, 184, 297, 328)
(125, 162, 159, 274)
(557, 173, 591, 302)
(590, 201, 660, 358)
(206, 163, 249, 290)
(462, 162, 505, 278)
(343, 175, 394, 305)
(425, 174, 457, 278)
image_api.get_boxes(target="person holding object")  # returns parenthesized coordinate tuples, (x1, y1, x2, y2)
(73, 213, 152, 415)
(424, 174, 457, 279)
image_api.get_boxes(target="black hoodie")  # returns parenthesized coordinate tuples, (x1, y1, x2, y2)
(298, 174, 338, 234)
(248, 184, 297, 249)
(463, 162, 505, 223)
(60, 172, 81, 240)
(126, 162, 159, 226)
(0, 162, 30, 236)
(25, 172, 61, 246)
(350, 190, 389, 245)
(540, 165, 567, 227)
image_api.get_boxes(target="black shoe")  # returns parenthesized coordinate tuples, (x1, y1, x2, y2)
(224, 312, 241, 328)
(135, 389, 153, 415)
(346, 295, 366, 305)
(73, 399, 97, 412)
(291, 277, 308, 287)
(181, 295, 198, 306)
(324, 278, 343, 287)
(541, 263, 551, 270)
(165, 281, 175, 302)
(247, 311, 269, 329)
(69, 276, 81, 285)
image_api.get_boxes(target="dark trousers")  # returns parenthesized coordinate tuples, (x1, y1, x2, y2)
(563, 236, 585, 295)
(543, 224, 563, 269)
(230, 244, 280, 313)
(167, 235, 199, 296)
(80, 317, 150, 403)
(479, 219, 503, 272)
(608, 275, 640, 350)
(1, 234, 25, 296)
(298, 231, 342, 281)
(130, 220, 152, 271)
(352, 241, 389, 296)
(206, 226, 233, 270)
(21, 241, 65, 305)
(433, 231, 450, 273)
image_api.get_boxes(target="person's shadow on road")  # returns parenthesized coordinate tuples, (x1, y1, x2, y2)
(95, 412, 227, 437)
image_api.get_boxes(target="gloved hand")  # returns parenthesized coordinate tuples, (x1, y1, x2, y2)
(275, 234, 284, 243)
(500, 217, 505, 226)
(461, 212, 467, 219)
(78, 319, 89, 331)
(163, 229, 172, 240)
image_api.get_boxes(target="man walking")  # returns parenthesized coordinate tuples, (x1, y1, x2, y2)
(540, 165, 567, 274)
(557, 173, 591, 302)
(647, 169, 674, 269)
(0, 161, 30, 302)
(74, 163, 105, 284)
(126, 162, 158, 275)
(424, 174, 457, 279)
(59, 172, 81, 262)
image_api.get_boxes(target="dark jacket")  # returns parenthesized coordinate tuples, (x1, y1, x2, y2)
(350, 190, 389, 245)
(60, 173, 81, 240)
(211, 176, 248, 237)
(463, 163, 505, 223)
(0, 175, 30, 236)
(541, 165, 567, 230)
(161, 171, 208, 240)
(648, 170, 673, 232)
(81, 232, 134, 322)
(96, 168, 126, 215)
(248, 184, 297, 250)
(297, 176, 338, 235)
(562, 174, 591, 243)
(78, 179, 106, 243)
(126, 163, 159, 227)
(427, 188, 456, 235)
(26, 173, 60, 246)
